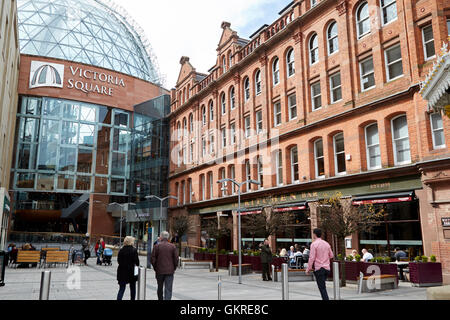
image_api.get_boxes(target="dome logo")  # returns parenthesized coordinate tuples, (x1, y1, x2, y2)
(29, 61, 64, 89)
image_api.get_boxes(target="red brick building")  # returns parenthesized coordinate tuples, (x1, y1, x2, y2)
(169, 0, 450, 284)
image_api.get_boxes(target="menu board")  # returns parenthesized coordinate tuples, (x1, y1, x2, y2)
(442, 217, 450, 227)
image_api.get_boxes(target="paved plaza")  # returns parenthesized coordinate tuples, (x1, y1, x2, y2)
(0, 256, 428, 300)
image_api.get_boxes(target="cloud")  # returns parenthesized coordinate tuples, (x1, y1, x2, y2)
(112, 0, 288, 88)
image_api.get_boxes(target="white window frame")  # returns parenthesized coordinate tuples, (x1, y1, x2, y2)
(201, 175, 205, 200)
(276, 150, 283, 186)
(359, 56, 376, 92)
(244, 78, 250, 102)
(257, 156, 264, 189)
(221, 128, 227, 148)
(274, 102, 282, 127)
(222, 56, 227, 73)
(447, 19, 450, 37)
(365, 123, 382, 170)
(202, 137, 206, 157)
(286, 48, 295, 77)
(430, 112, 446, 149)
(220, 169, 226, 197)
(311, 0, 317, 8)
(255, 70, 262, 96)
(256, 110, 263, 134)
(288, 94, 297, 121)
(356, 1, 370, 39)
(422, 25, 436, 61)
(221, 93, 226, 115)
(188, 179, 192, 203)
(245, 116, 251, 138)
(309, 34, 319, 65)
(333, 133, 346, 175)
(230, 123, 236, 144)
(189, 113, 193, 133)
(273, 58, 280, 86)
(381, 0, 397, 25)
(385, 44, 403, 82)
(230, 165, 236, 194)
(290, 146, 299, 183)
(314, 139, 325, 179)
(330, 72, 342, 103)
(245, 160, 252, 192)
(209, 101, 214, 122)
(208, 172, 213, 199)
(202, 106, 206, 126)
(209, 134, 215, 154)
(230, 87, 236, 110)
(391, 115, 411, 166)
(190, 142, 194, 163)
(327, 21, 339, 55)
(311, 82, 322, 111)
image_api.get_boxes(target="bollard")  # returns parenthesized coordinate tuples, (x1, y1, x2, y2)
(137, 266, 146, 300)
(333, 262, 340, 300)
(228, 262, 232, 276)
(281, 263, 289, 300)
(39, 271, 51, 300)
(271, 265, 275, 282)
(218, 275, 222, 300)
(358, 272, 364, 294)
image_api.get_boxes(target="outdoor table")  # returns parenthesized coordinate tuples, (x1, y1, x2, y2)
(390, 262, 409, 281)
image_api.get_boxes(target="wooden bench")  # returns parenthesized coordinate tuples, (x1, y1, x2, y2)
(15, 250, 41, 268)
(357, 274, 398, 292)
(44, 251, 70, 268)
(230, 263, 252, 276)
(40, 247, 61, 259)
(182, 260, 213, 271)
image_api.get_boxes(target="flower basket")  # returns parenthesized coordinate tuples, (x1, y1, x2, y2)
(409, 262, 442, 287)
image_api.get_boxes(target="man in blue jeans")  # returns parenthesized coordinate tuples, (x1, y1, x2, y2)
(151, 231, 179, 300)
(306, 228, 334, 300)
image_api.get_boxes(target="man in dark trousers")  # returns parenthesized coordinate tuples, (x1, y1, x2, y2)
(260, 239, 273, 281)
(151, 231, 179, 300)
(306, 228, 334, 300)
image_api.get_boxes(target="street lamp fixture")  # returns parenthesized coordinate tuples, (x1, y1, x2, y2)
(216, 178, 260, 284)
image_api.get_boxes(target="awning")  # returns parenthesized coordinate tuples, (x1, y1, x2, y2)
(239, 207, 262, 216)
(352, 191, 414, 205)
(273, 202, 308, 212)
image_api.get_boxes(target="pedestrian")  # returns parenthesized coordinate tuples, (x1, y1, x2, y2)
(153, 236, 161, 246)
(95, 239, 105, 265)
(116, 236, 140, 300)
(361, 248, 373, 262)
(305, 228, 334, 300)
(260, 239, 273, 281)
(82, 234, 91, 265)
(151, 231, 178, 300)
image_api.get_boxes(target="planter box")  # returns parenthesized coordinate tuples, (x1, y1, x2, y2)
(243, 255, 252, 265)
(409, 262, 443, 287)
(328, 261, 398, 283)
(250, 255, 262, 271)
(271, 257, 287, 269)
(228, 255, 239, 265)
(360, 262, 398, 284)
(203, 253, 216, 267)
(276, 269, 314, 282)
(194, 252, 204, 261)
(218, 254, 229, 268)
(344, 261, 361, 282)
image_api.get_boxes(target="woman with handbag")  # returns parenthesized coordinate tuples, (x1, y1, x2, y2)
(117, 236, 140, 300)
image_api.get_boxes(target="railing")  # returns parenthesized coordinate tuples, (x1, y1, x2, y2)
(8, 231, 86, 246)
(239, 35, 261, 60)
(265, 10, 294, 41)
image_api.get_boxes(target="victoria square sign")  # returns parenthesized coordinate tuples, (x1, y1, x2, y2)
(29, 60, 126, 96)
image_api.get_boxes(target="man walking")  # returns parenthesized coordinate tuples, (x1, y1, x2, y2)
(151, 231, 178, 300)
(305, 228, 334, 300)
(260, 239, 272, 281)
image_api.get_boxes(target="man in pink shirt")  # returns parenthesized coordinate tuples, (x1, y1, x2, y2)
(305, 228, 334, 300)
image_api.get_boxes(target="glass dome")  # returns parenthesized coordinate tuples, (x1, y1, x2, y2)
(17, 0, 161, 84)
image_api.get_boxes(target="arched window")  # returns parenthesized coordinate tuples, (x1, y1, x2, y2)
(327, 21, 338, 55)
(183, 117, 187, 133)
(272, 57, 280, 85)
(228, 51, 233, 68)
(275, 150, 283, 186)
(391, 115, 411, 165)
(309, 34, 319, 65)
(333, 132, 346, 174)
(189, 113, 194, 133)
(244, 77, 250, 101)
(201, 106, 206, 125)
(230, 86, 236, 110)
(255, 70, 262, 95)
(221, 93, 226, 115)
(222, 56, 227, 73)
(209, 100, 214, 122)
(356, 1, 370, 39)
(177, 122, 181, 140)
(286, 48, 295, 77)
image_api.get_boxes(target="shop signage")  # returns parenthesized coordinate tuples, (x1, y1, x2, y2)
(29, 60, 126, 97)
(442, 217, 450, 228)
(352, 196, 412, 205)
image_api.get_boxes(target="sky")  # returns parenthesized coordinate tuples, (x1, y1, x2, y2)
(112, 0, 292, 89)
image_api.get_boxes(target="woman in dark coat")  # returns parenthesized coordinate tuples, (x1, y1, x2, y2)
(117, 236, 140, 300)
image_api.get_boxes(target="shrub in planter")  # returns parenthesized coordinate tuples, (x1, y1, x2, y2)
(430, 255, 437, 263)
(219, 249, 227, 255)
(354, 254, 361, 262)
(421, 256, 428, 263)
(409, 258, 443, 287)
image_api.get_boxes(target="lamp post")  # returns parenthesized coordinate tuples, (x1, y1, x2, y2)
(217, 178, 260, 284)
(108, 202, 136, 247)
(144, 195, 178, 268)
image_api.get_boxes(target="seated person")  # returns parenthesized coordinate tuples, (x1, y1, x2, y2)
(288, 246, 295, 265)
(302, 245, 310, 256)
(350, 249, 358, 261)
(394, 248, 407, 261)
(279, 248, 287, 257)
(361, 248, 374, 262)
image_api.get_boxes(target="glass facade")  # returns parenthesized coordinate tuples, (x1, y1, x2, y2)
(13, 96, 131, 194)
(17, 0, 160, 83)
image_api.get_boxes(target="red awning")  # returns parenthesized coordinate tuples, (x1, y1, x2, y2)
(352, 196, 412, 205)
(273, 206, 306, 212)
(240, 210, 261, 216)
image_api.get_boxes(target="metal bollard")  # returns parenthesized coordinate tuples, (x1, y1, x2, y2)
(137, 266, 146, 300)
(271, 264, 276, 282)
(218, 275, 222, 300)
(333, 262, 340, 300)
(39, 271, 51, 300)
(358, 271, 364, 294)
(281, 263, 289, 300)
(228, 262, 232, 276)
